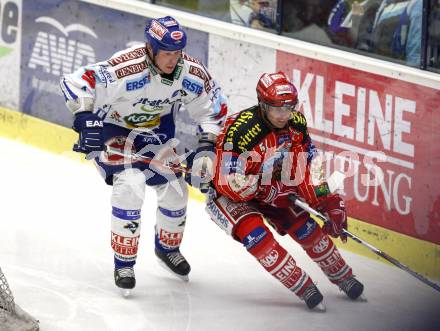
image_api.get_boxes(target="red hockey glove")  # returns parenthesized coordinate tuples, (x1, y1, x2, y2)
(317, 194, 347, 242)
(256, 181, 298, 208)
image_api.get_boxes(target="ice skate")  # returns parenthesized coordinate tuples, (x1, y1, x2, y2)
(338, 275, 366, 301)
(301, 283, 326, 312)
(114, 267, 136, 297)
(155, 249, 191, 281)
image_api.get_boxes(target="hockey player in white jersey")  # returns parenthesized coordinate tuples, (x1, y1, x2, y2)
(60, 16, 227, 293)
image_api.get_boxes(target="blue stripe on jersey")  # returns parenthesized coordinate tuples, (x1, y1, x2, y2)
(61, 89, 68, 101)
(112, 207, 141, 220)
(62, 79, 78, 100)
(158, 206, 186, 218)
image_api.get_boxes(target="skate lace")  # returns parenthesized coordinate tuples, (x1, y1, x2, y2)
(339, 276, 357, 293)
(302, 284, 319, 301)
(117, 267, 135, 278)
(167, 252, 186, 266)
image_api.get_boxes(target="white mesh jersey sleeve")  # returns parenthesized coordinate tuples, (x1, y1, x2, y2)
(180, 54, 228, 136)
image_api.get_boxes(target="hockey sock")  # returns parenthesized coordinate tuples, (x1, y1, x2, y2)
(111, 206, 141, 269)
(235, 215, 313, 297)
(287, 220, 352, 284)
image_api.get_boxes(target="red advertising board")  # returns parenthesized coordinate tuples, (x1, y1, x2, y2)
(277, 51, 440, 244)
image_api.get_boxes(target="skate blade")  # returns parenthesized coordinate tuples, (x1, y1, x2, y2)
(311, 302, 326, 312)
(120, 289, 132, 298)
(157, 258, 189, 282)
(356, 294, 367, 302)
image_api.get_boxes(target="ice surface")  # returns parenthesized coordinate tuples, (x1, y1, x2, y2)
(0, 137, 439, 331)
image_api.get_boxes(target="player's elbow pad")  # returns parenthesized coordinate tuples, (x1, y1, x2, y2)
(66, 97, 94, 114)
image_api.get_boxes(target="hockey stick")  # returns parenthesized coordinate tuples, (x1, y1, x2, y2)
(288, 195, 440, 293)
(104, 145, 190, 174)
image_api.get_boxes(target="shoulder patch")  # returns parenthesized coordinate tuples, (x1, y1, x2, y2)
(224, 108, 271, 154)
(289, 111, 309, 142)
(188, 65, 212, 93)
(115, 61, 148, 79)
(107, 47, 146, 67)
(182, 76, 203, 95)
(189, 65, 207, 81)
(290, 111, 307, 127)
(182, 52, 202, 65)
(97, 65, 116, 85)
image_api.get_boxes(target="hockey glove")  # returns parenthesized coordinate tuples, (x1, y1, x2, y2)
(316, 194, 347, 242)
(72, 111, 104, 154)
(185, 133, 216, 193)
(256, 180, 298, 208)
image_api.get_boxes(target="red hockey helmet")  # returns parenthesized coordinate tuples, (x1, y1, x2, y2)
(256, 72, 298, 110)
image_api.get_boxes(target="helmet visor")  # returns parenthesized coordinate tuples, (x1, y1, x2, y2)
(265, 103, 298, 114)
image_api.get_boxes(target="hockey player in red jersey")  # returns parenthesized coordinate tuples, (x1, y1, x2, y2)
(205, 71, 364, 310)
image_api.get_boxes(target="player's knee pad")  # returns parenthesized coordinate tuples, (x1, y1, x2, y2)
(154, 176, 188, 251)
(111, 168, 146, 210)
(111, 168, 145, 268)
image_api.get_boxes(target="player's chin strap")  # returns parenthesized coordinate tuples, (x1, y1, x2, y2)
(288, 194, 440, 293)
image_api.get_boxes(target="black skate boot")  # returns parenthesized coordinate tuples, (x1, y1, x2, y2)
(338, 275, 365, 300)
(114, 267, 136, 297)
(155, 249, 191, 281)
(301, 283, 325, 311)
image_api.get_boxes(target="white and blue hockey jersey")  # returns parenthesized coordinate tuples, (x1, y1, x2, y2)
(60, 44, 227, 137)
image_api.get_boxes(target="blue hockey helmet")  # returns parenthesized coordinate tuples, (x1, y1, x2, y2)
(144, 16, 187, 56)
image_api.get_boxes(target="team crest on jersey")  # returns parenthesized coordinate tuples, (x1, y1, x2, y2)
(291, 130, 303, 145)
(289, 112, 308, 143)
